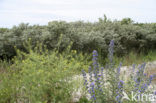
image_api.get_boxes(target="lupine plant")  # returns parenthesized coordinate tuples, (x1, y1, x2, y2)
(82, 40, 155, 103)
(128, 63, 155, 101)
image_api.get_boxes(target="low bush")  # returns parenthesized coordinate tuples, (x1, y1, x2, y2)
(0, 41, 91, 103)
(0, 16, 156, 59)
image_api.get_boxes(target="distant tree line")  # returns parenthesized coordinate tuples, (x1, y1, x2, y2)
(0, 16, 156, 59)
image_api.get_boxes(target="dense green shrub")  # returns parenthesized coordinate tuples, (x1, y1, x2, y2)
(0, 16, 156, 59)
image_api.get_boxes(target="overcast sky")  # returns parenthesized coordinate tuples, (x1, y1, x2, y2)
(0, 0, 156, 28)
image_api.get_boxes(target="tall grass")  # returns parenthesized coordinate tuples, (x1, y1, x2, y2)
(104, 50, 156, 66)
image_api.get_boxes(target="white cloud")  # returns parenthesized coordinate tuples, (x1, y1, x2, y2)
(0, 0, 155, 27)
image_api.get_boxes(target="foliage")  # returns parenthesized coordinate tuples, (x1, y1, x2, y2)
(0, 41, 91, 103)
(0, 16, 156, 59)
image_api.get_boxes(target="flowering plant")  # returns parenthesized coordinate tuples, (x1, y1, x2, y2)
(82, 40, 155, 103)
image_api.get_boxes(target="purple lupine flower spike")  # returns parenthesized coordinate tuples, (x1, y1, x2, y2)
(108, 40, 114, 62)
